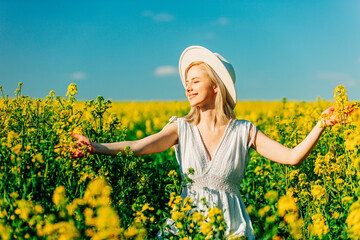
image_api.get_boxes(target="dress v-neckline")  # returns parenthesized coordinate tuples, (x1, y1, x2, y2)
(194, 119, 233, 163)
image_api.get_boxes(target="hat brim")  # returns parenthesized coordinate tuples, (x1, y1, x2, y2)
(179, 46, 237, 108)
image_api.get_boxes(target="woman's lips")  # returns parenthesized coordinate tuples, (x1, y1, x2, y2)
(188, 93, 197, 99)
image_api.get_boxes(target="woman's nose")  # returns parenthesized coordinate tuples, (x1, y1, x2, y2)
(186, 83, 192, 91)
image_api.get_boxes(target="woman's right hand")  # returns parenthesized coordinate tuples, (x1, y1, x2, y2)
(70, 133, 95, 158)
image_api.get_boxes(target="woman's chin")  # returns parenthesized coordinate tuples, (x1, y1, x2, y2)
(188, 100, 200, 107)
(189, 102, 206, 109)
(189, 103, 197, 108)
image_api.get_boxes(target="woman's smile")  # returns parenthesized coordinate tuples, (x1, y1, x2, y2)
(187, 93, 198, 100)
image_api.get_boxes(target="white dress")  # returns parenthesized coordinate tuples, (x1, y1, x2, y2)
(160, 117, 256, 239)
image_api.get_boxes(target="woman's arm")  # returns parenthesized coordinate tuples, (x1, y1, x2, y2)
(71, 122, 178, 158)
(251, 122, 324, 166)
(250, 106, 348, 166)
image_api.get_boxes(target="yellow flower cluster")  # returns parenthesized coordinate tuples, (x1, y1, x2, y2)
(36, 178, 148, 239)
(66, 83, 78, 97)
(320, 85, 359, 127)
(165, 193, 226, 239)
(346, 200, 360, 240)
(310, 184, 326, 204)
(311, 213, 329, 238)
(278, 195, 303, 239)
(133, 203, 155, 224)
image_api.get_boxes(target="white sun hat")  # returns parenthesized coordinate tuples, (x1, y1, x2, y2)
(179, 45, 237, 109)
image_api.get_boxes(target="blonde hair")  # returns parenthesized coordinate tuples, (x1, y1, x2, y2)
(183, 62, 235, 125)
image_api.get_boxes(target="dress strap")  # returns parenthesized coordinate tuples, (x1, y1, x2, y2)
(163, 116, 178, 128)
(247, 122, 258, 149)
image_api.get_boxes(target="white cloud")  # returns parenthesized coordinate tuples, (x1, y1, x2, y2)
(217, 17, 230, 25)
(195, 32, 215, 40)
(70, 71, 87, 80)
(142, 11, 174, 22)
(203, 32, 215, 39)
(154, 66, 177, 77)
(316, 72, 356, 86)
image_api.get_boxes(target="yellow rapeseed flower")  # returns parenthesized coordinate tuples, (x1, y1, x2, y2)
(311, 213, 329, 238)
(278, 195, 298, 217)
(200, 222, 212, 236)
(0, 223, 12, 240)
(142, 203, 154, 212)
(192, 211, 205, 222)
(171, 211, 185, 222)
(66, 83, 77, 97)
(124, 226, 138, 238)
(265, 190, 279, 204)
(176, 222, 183, 229)
(167, 170, 178, 177)
(311, 185, 326, 201)
(7, 131, 18, 148)
(34, 204, 43, 214)
(346, 200, 360, 240)
(52, 186, 66, 207)
(341, 196, 353, 203)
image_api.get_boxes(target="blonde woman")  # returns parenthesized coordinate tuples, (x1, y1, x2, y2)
(72, 46, 344, 239)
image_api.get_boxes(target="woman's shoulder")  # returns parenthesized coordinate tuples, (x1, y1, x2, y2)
(171, 116, 194, 126)
(165, 116, 182, 124)
(163, 116, 179, 130)
(163, 116, 189, 130)
(233, 118, 253, 125)
(233, 118, 257, 131)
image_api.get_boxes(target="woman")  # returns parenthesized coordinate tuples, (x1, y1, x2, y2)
(71, 46, 344, 239)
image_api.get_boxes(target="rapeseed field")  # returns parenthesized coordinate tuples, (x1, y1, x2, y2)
(0, 83, 359, 239)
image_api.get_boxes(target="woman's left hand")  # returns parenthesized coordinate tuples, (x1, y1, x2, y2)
(70, 133, 95, 158)
(320, 105, 356, 127)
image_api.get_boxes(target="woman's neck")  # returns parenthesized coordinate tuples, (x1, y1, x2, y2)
(198, 107, 228, 130)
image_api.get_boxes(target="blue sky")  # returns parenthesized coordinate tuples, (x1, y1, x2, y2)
(0, 0, 359, 102)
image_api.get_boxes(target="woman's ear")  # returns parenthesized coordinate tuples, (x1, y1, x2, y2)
(213, 84, 218, 94)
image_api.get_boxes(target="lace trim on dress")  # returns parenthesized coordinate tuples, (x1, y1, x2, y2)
(188, 174, 241, 196)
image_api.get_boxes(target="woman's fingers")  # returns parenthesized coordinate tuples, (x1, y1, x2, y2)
(341, 104, 358, 112)
(87, 142, 94, 153)
(54, 144, 61, 149)
(70, 144, 86, 158)
(322, 104, 359, 127)
(71, 132, 81, 139)
(53, 133, 93, 158)
(71, 147, 84, 158)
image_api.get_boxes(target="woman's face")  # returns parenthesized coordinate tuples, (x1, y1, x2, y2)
(185, 65, 217, 108)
